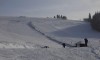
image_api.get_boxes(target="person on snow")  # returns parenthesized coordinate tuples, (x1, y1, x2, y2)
(75, 38, 88, 47)
(84, 38, 88, 47)
(62, 43, 66, 48)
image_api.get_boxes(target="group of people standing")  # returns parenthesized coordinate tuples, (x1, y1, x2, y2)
(62, 38, 88, 48)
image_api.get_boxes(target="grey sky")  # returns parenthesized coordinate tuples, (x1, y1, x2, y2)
(0, 0, 100, 20)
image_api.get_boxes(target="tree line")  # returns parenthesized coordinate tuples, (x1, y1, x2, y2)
(54, 15, 67, 20)
(84, 12, 100, 32)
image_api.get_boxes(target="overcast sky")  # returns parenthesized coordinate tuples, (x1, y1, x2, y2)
(0, 0, 100, 20)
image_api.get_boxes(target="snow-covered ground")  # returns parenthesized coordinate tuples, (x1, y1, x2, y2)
(0, 16, 100, 60)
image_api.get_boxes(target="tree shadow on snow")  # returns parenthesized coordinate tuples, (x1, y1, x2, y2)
(50, 23, 100, 38)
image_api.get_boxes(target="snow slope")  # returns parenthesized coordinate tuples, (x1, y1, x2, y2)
(31, 18, 100, 47)
(0, 17, 100, 60)
(0, 17, 61, 48)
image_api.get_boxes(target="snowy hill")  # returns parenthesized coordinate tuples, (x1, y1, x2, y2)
(0, 16, 100, 60)
(31, 18, 100, 47)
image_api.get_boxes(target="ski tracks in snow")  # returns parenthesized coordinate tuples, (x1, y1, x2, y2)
(91, 47, 100, 59)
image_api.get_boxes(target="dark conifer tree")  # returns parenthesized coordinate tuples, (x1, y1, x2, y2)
(91, 12, 100, 32)
(62, 16, 67, 20)
(57, 15, 59, 18)
(54, 16, 56, 18)
(89, 13, 92, 21)
(61, 15, 63, 19)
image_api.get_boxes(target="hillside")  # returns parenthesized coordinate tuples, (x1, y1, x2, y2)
(0, 17, 100, 60)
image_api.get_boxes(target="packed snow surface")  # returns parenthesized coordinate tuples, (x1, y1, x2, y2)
(0, 16, 100, 60)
